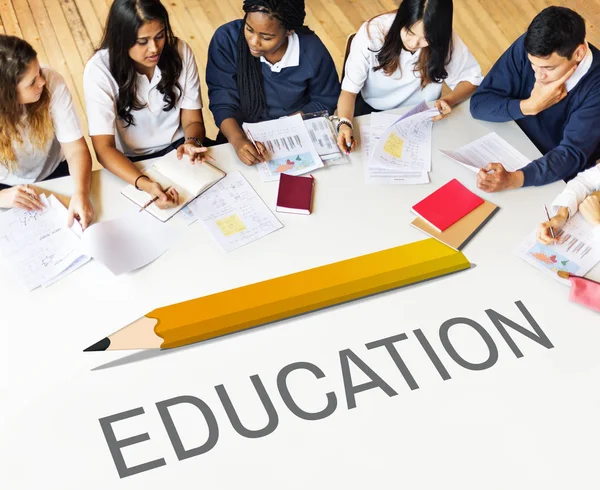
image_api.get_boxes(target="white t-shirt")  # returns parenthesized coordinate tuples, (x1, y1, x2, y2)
(552, 164, 600, 241)
(83, 40, 202, 157)
(342, 13, 483, 110)
(0, 68, 82, 186)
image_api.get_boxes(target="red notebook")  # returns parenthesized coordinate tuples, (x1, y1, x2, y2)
(412, 179, 484, 232)
(276, 173, 314, 215)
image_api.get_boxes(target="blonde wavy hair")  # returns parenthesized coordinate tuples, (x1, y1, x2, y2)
(0, 35, 54, 171)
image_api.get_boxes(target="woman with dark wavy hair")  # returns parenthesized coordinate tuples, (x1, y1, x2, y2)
(0, 35, 94, 228)
(206, 0, 340, 166)
(336, 0, 482, 154)
(84, 0, 210, 209)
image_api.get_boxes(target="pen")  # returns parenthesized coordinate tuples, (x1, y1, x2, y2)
(139, 186, 172, 212)
(346, 135, 354, 154)
(246, 129, 264, 159)
(544, 204, 556, 241)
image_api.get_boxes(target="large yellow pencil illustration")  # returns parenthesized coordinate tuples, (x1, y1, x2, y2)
(84, 239, 470, 351)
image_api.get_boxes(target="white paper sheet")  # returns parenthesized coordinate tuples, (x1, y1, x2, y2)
(243, 114, 324, 182)
(0, 195, 89, 290)
(81, 209, 182, 275)
(367, 107, 437, 185)
(516, 213, 600, 284)
(440, 132, 531, 172)
(304, 116, 345, 163)
(187, 172, 283, 253)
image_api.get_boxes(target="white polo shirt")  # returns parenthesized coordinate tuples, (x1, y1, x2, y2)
(0, 68, 82, 186)
(83, 40, 202, 157)
(342, 13, 483, 110)
(259, 32, 300, 72)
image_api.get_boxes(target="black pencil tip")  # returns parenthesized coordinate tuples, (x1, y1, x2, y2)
(84, 337, 111, 352)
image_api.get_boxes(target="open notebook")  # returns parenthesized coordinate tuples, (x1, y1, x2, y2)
(122, 150, 226, 221)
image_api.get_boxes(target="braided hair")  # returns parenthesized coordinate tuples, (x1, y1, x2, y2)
(237, 0, 310, 123)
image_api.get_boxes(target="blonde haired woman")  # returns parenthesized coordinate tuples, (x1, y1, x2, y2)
(0, 35, 93, 228)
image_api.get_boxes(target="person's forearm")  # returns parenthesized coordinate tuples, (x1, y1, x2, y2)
(444, 81, 478, 107)
(337, 90, 358, 120)
(95, 145, 144, 186)
(220, 118, 246, 144)
(67, 147, 92, 196)
(182, 121, 206, 143)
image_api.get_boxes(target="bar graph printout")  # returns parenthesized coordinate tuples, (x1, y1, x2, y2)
(516, 212, 600, 284)
(243, 114, 324, 182)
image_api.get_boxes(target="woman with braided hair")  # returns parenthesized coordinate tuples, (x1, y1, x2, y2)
(207, 0, 341, 166)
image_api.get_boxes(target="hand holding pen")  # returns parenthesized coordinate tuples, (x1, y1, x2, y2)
(139, 184, 179, 211)
(537, 205, 568, 245)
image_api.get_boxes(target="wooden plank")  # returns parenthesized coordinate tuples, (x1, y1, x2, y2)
(58, 0, 95, 63)
(89, 0, 109, 29)
(163, 0, 217, 137)
(0, 0, 23, 37)
(12, 0, 48, 63)
(42, 0, 86, 105)
(72, 0, 105, 47)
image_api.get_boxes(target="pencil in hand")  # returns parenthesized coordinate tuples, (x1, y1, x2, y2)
(139, 186, 172, 212)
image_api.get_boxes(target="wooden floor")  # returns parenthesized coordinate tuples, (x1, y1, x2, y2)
(1, 0, 599, 158)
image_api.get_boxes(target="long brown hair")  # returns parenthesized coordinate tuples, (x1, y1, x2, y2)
(369, 0, 453, 88)
(0, 35, 53, 171)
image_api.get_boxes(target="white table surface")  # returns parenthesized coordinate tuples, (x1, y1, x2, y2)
(2, 102, 599, 489)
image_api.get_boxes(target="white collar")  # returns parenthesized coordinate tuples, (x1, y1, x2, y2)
(260, 32, 300, 73)
(566, 42, 593, 92)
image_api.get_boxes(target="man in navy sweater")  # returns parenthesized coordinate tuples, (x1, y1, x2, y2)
(470, 7, 600, 192)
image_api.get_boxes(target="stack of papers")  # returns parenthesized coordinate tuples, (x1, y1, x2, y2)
(304, 116, 345, 164)
(0, 194, 182, 290)
(440, 132, 531, 172)
(363, 101, 438, 185)
(0, 194, 89, 290)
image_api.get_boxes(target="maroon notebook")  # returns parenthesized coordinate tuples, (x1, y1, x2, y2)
(412, 178, 484, 232)
(276, 173, 314, 215)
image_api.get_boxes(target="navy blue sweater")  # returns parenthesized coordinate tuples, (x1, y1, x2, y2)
(470, 35, 600, 186)
(207, 20, 341, 128)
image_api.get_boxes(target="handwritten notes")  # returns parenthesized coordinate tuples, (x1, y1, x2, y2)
(0, 195, 89, 290)
(383, 133, 404, 158)
(216, 214, 247, 237)
(187, 172, 283, 253)
(367, 102, 437, 185)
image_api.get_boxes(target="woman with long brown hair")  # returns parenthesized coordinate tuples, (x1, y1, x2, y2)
(84, 0, 211, 209)
(0, 35, 94, 228)
(336, 0, 482, 154)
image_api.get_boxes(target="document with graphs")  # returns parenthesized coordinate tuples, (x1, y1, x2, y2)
(243, 114, 324, 182)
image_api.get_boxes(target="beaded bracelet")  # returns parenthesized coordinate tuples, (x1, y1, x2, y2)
(336, 120, 353, 133)
(134, 174, 150, 190)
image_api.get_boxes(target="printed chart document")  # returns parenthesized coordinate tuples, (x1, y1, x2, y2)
(243, 114, 323, 182)
(304, 116, 345, 164)
(0, 194, 89, 290)
(187, 172, 283, 253)
(516, 213, 600, 284)
(367, 105, 438, 185)
(440, 132, 531, 172)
